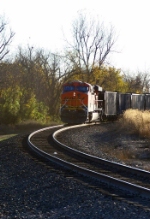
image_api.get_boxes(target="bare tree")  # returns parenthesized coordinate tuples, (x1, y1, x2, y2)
(65, 12, 116, 80)
(136, 71, 150, 93)
(123, 71, 150, 93)
(16, 46, 67, 117)
(0, 16, 15, 61)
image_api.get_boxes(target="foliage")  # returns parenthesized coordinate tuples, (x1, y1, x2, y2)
(90, 66, 129, 92)
(0, 86, 49, 124)
(0, 86, 22, 124)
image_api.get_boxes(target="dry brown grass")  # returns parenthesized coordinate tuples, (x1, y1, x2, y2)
(121, 109, 150, 138)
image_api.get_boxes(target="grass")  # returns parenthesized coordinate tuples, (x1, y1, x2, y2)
(115, 109, 150, 167)
(120, 109, 150, 138)
(0, 120, 62, 141)
(0, 134, 17, 141)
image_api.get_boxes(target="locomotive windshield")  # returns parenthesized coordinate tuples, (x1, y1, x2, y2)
(63, 85, 89, 93)
(76, 86, 89, 92)
(63, 86, 74, 92)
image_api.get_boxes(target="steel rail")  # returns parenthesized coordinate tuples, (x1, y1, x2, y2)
(53, 125, 150, 178)
(27, 124, 150, 199)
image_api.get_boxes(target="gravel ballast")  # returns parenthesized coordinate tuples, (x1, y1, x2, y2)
(58, 123, 150, 171)
(1, 130, 150, 218)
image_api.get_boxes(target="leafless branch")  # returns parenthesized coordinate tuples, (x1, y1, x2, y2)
(0, 17, 15, 61)
(66, 12, 117, 75)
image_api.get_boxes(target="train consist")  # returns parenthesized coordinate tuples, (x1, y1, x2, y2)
(60, 80, 150, 124)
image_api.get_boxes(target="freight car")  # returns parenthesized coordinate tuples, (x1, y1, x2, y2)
(60, 80, 150, 124)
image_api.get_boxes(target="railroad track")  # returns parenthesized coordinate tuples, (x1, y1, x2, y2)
(28, 124, 150, 199)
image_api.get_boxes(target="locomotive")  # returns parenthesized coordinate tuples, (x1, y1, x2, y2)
(60, 80, 150, 124)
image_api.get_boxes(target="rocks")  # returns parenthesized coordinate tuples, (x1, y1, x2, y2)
(1, 133, 150, 218)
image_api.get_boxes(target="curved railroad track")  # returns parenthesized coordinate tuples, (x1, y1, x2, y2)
(28, 124, 150, 199)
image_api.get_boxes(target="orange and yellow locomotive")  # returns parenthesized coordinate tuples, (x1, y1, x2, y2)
(60, 80, 103, 123)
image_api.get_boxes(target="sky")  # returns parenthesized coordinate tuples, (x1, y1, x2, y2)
(0, 0, 150, 73)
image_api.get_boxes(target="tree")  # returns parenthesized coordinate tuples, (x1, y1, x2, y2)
(91, 66, 128, 92)
(0, 16, 15, 61)
(65, 12, 116, 81)
(39, 52, 64, 118)
(0, 85, 49, 124)
(136, 71, 150, 93)
(15, 46, 66, 119)
(123, 71, 150, 93)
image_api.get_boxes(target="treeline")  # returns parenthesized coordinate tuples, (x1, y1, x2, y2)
(0, 13, 150, 124)
(0, 46, 149, 124)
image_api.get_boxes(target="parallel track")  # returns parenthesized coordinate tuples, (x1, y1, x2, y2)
(28, 124, 150, 199)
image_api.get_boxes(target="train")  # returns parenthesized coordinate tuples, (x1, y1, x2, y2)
(60, 80, 150, 124)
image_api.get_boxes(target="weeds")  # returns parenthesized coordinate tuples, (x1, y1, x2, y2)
(121, 109, 150, 138)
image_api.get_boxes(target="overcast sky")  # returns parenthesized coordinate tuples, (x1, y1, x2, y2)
(0, 0, 150, 73)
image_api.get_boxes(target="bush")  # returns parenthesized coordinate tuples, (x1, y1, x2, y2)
(0, 86, 49, 124)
